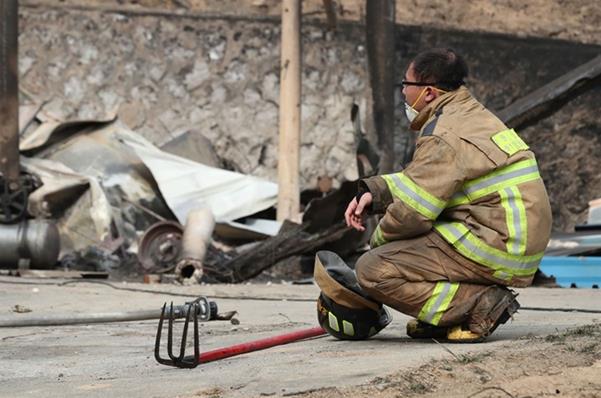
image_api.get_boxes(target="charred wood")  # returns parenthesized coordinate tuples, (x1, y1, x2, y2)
(204, 181, 367, 283)
(498, 54, 601, 129)
(365, 0, 396, 174)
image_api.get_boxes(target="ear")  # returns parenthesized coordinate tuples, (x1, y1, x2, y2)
(424, 87, 439, 103)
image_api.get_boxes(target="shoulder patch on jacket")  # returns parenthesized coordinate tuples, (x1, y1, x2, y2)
(420, 109, 443, 137)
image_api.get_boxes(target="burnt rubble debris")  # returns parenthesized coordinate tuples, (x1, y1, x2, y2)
(4, 108, 372, 284)
(60, 246, 123, 274)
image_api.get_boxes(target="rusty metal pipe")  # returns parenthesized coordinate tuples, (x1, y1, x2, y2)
(175, 208, 215, 282)
(0, 0, 20, 186)
(0, 220, 60, 269)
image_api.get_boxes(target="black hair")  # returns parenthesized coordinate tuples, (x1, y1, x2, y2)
(411, 48, 468, 91)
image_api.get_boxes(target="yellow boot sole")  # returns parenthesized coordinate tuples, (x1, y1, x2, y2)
(406, 319, 448, 339)
(446, 325, 486, 343)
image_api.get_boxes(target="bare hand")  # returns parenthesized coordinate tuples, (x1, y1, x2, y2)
(344, 192, 373, 232)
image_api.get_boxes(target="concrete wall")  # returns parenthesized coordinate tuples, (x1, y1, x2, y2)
(19, 6, 601, 230)
(20, 8, 368, 191)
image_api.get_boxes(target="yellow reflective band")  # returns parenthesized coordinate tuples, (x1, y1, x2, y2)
(434, 221, 541, 277)
(447, 159, 541, 207)
(447, 193, 469, 207)
(370, 225, 387, 248)
(499, 186, 527, 255)
(342, 320, 355, 336)
(328, 312, 340, 332)
(417, 282, 460, 326)
(492, 129, 529, 156)
(382, 173, 446, 220)
(493, 270, 512, 280)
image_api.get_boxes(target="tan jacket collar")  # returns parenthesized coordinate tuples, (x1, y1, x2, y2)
(410, 86, 471, 131)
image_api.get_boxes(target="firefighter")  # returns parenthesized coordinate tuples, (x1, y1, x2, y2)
(344, 48, 552, 342)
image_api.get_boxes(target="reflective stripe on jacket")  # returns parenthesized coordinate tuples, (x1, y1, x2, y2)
(361, 87, 552, 287)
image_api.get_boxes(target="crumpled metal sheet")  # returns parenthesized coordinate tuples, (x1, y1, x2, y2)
(125, 139, 278, 224)
(214, 218, 282, 240)
(31, 121, 158, 204)
(20, 117, 158, 256)
(20, 113, 279, 256)
(19, 110, 117, 154)
(21, 157, 112, 256)
(18, 103, 44, 136)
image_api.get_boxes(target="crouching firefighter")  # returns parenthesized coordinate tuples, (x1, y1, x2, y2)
(338, 48, 552, 343)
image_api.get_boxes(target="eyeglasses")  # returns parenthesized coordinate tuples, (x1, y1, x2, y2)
(397, 80, 437, 88)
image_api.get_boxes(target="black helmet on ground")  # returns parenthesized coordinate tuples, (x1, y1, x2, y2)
(314, 250, 391, 340)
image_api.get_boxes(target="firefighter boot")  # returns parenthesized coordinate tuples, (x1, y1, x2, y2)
(447, 286, 520, 343)
(406, 319, 448, 339)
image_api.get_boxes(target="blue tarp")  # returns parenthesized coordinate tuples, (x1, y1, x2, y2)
(539, 256, 601, 288)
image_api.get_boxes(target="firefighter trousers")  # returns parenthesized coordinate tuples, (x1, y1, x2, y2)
(355, 231, 511, 327)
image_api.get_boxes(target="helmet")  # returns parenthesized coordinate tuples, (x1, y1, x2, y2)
(314, 251, 391, 340)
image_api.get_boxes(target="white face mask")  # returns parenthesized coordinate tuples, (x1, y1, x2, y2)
(404, 102, 419, 122)
(403, 87, 427, 123)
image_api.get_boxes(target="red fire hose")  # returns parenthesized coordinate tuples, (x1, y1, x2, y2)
(198, 326, 327, 364)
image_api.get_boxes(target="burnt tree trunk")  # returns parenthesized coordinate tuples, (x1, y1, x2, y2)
(365, 0, 396, 174)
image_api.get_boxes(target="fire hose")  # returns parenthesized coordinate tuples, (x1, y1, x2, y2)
(0, 297, 219, 328)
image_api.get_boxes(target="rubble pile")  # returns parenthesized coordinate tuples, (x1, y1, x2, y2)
(10, 108, 368, 283)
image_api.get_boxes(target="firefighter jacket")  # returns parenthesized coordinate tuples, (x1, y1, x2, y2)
(361, 86, 552, 287)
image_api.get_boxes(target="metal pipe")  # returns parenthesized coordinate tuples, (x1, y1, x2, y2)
(0, 220, 60, 269)
(175, 208, 215, 281)
(0, 0, 20, 186)
(0, 310, 165, 327)
(0, 304, 201, 328)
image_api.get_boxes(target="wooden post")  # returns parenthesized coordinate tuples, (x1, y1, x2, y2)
(277, 0, 301, 222)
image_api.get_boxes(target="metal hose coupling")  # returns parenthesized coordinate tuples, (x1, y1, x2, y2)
(186, 296, 218, 321)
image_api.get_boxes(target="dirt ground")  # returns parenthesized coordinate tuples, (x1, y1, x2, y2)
(2, 279, 601, 398)
(25, 0, 601, 45)
(181, 321, 601, 398)
(289, 324, 601, 398)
